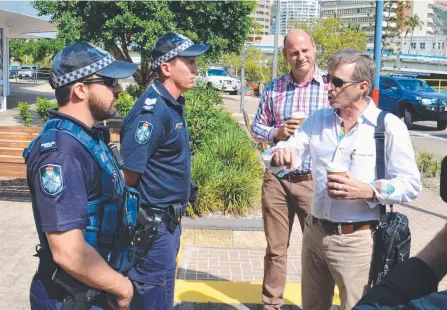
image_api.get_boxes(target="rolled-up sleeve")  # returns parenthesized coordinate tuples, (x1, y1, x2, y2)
(370, 115, 422, 204)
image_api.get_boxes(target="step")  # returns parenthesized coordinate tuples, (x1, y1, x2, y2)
(0, 155, 25, 164)
(0, 133, 36, 141)
(0, 126, 40, 134)
(0, 148, 23, 156)
(0, 141, 29, 148)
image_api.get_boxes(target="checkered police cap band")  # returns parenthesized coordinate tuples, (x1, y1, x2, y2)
(151, 39, 193, 69)
(51, 54, 115, 88)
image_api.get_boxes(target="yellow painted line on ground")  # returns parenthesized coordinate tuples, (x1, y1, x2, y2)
(174, 280, 340, 306)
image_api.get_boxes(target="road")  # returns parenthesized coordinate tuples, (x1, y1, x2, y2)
(222, 94, 447, 161)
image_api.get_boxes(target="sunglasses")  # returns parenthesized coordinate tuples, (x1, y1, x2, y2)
(82, 77, 119, 88)
(323, 74, 362, 88)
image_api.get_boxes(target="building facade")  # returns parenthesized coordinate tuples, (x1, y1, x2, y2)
(248, 0, 272, 42)
(278, 0, 319, 34)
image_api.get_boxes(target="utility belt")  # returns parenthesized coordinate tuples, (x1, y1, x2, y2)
(35, 246, 101, 310)
(309, 215, 378, 235)
(134, 203, 185, 267)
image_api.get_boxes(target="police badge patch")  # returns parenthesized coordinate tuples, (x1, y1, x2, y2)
(39, 164, 64, 196)
(135, 121, 153, 145)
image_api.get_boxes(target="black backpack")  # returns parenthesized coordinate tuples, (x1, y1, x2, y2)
(369, 111, 412, 286)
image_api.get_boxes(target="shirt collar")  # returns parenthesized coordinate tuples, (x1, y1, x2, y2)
(286, 65, 324, 87)
(153, 79, 185, 106)
(329, 97, 380, 125)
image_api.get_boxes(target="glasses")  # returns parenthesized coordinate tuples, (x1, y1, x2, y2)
(323, 74, 363, 88)
(82, 77, 119, 88)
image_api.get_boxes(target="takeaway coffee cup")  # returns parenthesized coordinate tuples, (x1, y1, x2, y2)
(291, 111, 307, 125)
(326, 161, 348, 178)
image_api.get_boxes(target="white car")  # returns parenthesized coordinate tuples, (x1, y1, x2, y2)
(18, 66, 34, 79)
(196, 67, 240, 95)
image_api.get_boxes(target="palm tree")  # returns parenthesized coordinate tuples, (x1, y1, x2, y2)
(405, 14, 424, 53)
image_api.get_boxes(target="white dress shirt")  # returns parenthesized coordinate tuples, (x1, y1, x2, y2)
(264, 100, 422, 223)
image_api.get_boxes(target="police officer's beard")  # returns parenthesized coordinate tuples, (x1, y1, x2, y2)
(88, 92, 117, 122)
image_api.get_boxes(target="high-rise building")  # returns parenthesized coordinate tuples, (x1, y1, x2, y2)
(319, 0, 396, 50)
(248, 0, 272, 42)
(405, 0, 434, 36)
(277, 0, 319, 35)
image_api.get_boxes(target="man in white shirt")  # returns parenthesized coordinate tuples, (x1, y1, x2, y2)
(265, 49, 422, 310)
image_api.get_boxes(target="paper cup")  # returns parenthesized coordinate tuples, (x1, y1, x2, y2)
(326, 162, 348, 177)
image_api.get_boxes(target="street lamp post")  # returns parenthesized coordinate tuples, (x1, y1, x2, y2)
(272, 0, 281, 80)
(372, 0, 384, 106)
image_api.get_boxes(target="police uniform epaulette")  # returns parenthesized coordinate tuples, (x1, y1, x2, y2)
(141, 88, 159, 114)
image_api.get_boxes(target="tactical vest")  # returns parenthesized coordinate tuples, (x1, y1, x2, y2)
(24, 118, 139, 273)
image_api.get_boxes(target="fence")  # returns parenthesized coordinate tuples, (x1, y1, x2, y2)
(11, 68, 51, 84)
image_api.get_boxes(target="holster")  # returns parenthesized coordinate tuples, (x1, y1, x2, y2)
(134, 208, 162, 267)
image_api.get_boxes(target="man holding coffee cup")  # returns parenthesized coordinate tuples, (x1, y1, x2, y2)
(264, 49, 421, 310)
(250, 29, 328, 310)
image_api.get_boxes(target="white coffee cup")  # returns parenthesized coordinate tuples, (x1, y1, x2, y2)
(326, 161, 348, 177)
(291, 111, 307, 125)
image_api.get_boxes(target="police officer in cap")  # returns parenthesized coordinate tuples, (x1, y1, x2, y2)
(119, 33, 210, 309)
(25, 42, 139, 310)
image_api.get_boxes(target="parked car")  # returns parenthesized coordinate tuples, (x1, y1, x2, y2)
(379, 75, 447, 130)
(196, 67, 240, 95)
(9, 65, 20, 78)
(18, 66, 35, 79)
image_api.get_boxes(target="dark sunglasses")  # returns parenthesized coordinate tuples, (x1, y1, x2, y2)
(82, 77, 119, 88)
(323, 74, 362, 88)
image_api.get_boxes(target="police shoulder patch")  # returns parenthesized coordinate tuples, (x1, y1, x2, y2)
(135, 121, 153, 145)
(39, 164, 64, 196)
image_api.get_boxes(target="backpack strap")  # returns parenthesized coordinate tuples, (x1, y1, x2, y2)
(374, 111, 390, 225)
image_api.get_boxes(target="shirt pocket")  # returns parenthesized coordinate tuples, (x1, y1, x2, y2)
(349, 146, 376, 181)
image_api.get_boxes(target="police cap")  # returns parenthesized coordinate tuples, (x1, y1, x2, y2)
(50, 41, 138, 89)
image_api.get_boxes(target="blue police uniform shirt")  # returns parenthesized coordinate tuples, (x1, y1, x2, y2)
(120, 80, 191, 207)
(26, 111, 103, 248)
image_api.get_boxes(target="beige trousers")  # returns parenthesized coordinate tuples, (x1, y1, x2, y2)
(302, 218, 374, 310)
(261, 171, 313, 310)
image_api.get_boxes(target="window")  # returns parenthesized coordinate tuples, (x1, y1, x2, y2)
(411, 42, 416, 49)
(439, 42, 442, 49)
(433, 42, 436, 49)
(420, 42, 425, 49)
(382, 79, 398, 90)
(443, 42, 445, 49)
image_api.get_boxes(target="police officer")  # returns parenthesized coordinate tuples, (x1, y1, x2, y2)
(25, 42, 139, 310)
(119, 33, 210, 309)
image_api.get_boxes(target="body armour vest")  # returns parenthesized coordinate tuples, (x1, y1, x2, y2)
(24, 118, 140, 273)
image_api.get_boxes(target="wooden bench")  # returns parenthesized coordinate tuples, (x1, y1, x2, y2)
(0, 126, 39, 180)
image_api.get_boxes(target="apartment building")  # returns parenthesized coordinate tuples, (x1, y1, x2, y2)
(391, 35, 447, 56)
(278, 0, 319, 34)
(406, 0, 434, 35)
(248, 0, 271, 42)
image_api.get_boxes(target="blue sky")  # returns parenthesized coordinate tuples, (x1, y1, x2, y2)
(0, 1, 47, 19)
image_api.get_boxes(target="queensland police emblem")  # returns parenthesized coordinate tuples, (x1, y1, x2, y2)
(39, 164, 64, 196)
(135, 121, 153, 145)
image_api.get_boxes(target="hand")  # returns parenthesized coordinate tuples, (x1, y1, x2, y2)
(274, 119, 302, 141)
(326, 172, 374, 200)
(107, 277, 134, 310)
(272, 147, 297, 169)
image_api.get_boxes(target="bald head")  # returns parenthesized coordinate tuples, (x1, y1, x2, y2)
(282, 28, 317, 82)
(283, 29, 315, 50)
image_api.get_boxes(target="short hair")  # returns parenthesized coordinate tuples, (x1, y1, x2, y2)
(327, 48, 375, 96)
(55, 84, 71, 107)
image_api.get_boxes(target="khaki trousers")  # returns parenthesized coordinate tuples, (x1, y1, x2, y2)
(261, 171, 313, 310)
(302, 218, 374, 310)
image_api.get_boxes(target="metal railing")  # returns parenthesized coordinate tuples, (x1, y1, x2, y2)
(421, 79, 447, 93)
(10, 68, 51, 84)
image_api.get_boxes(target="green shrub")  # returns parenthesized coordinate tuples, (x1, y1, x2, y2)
(184, 87, 229, 154)
(36, 97, 57, 122)
(116, 91, 135, 117)
(18, 102, 32, 127)
(417, 152, 441, 178)
(188, 119, 263, 216)
(126, 84, 146, 100)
